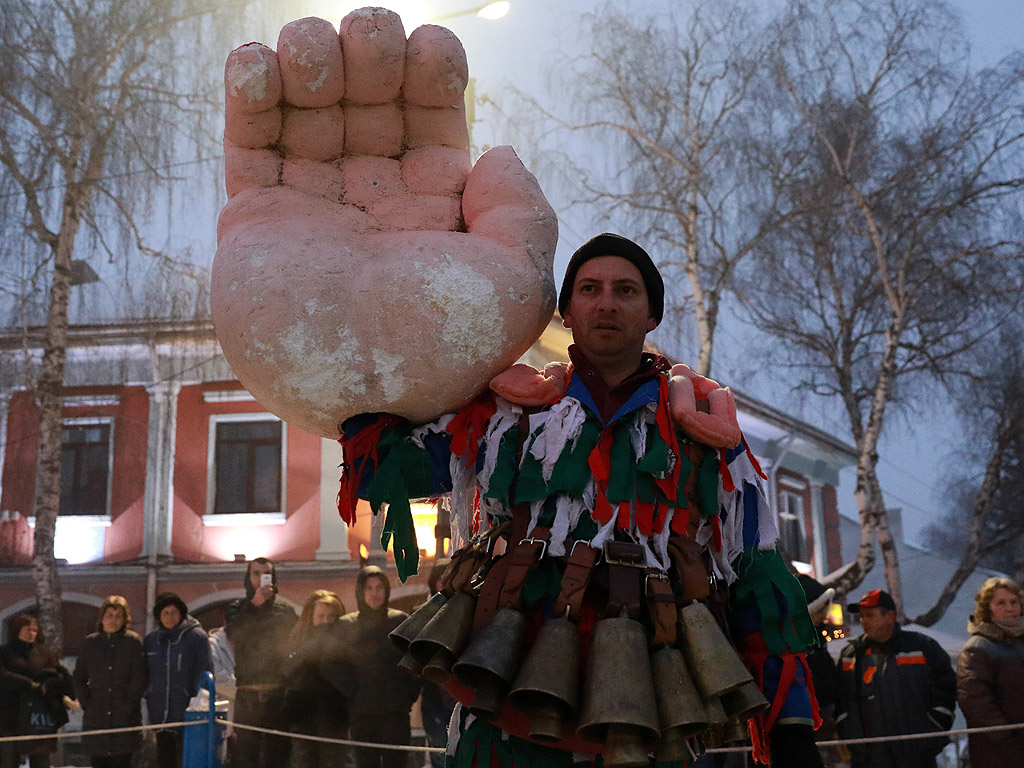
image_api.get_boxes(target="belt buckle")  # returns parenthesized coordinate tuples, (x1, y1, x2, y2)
(603, 540, 646, 568)
(518, 537, 548, 560)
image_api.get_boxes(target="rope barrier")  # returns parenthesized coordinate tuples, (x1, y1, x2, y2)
(0, 719, 200, 745)
(227, 722, 445, 753)
(1, 716, 1021, 753)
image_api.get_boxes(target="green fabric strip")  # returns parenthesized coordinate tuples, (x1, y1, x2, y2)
(697, 446, 719, 518)
(605, 421, 636, 503)
(731, 547, 818, 654)
(485, 425, 520, 501)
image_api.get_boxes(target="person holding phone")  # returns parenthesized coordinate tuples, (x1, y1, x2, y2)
(225, 558, 297, 768)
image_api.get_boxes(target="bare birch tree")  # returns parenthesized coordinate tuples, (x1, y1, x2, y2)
(0, 0, 243, 655)
(519, 0, 779, 375)
(914, 331, 1024, 625)
(740, 0, 1024, 616)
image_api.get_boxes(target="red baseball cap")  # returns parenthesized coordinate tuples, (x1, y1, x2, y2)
(847, 588, 896, 613)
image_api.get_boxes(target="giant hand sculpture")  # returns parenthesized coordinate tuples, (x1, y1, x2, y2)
(211, 8, 557, 438)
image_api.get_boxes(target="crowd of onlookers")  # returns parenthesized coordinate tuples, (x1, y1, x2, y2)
(1, 560, 1022, 768)
(0, 557, 448, 768)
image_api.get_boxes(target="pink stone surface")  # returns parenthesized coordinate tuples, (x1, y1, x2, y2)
(404, 104, 470, 151)
(338, 8, 406, 104)
(212, 9, 557, 438)
(339, 156, 404, 208)
(344, 103, 404, 156)
(224, 103, 282, 148)
(224, 141, 281, 199)
(225, 43, 281, 113)
(280, 105, 346, 160)
(402, 147, 470, 195)
(404, 25, 469, 107)
(278, 17, 345, 108)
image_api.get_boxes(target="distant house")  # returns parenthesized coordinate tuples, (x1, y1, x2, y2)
(0, 314, 858, 649)
(837, 508, 994, 656)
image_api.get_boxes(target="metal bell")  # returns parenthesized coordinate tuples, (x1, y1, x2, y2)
(678, 602, 753, 699)
(452, 606, 527, 717)
(724, 717, 749, 744)
(408, 591, 475, 685)
(389, 592, 448, 653)
(651, 647, 710, 763)
(721, 679, 769, 722)
(508, 615, 580, 741)
(704, 696, 729, 727)
(576, 617, 660, 767)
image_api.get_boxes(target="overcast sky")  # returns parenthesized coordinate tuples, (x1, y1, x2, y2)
(206, 0, 1024, 550)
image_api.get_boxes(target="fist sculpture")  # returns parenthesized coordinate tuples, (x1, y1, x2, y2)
(211, 8, 557, 438)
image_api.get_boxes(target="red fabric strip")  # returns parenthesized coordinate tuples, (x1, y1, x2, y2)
(447, 393, 498, 468)
(336, 414, 403, 525)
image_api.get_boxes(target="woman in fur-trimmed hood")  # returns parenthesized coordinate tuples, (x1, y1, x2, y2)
(957, 576, 1024, 768)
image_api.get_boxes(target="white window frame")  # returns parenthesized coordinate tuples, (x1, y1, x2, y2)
(204, 412, 287, 527)
(57, 415, 115, 522)
(777, 487, 809, 565)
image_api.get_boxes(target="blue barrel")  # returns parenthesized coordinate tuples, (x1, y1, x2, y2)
(182, 672, 227, 768)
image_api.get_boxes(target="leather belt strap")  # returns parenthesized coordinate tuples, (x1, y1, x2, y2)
(471, 523, 550, 637)
(646, 569, 677, 646)
(439, 522, 510, 595)
(553, 542, 598, 622)
(604, 540, 646, 619)
(499, 526, 550, 609)
(667, 534, 711, 603)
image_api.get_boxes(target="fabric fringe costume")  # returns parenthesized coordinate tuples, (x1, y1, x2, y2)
(338, 364, 821, 766)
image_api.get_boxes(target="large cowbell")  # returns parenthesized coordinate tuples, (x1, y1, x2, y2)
(452, 606, 528, 717)
(508, 615, 580, 741)
(576, 617, 659, 767)
(678, 601, 753, 699)
(408, 592, 476, 684)
(651, 646, 710, 763)
(389, 592, 449, 676)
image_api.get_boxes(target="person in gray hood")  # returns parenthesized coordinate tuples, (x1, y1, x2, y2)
(144, 592, 212, 768)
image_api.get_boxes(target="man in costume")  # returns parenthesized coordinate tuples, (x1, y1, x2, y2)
(210, 8, 822, 765)
(337, 233, 824, 768)
(836, 590, 956, 768)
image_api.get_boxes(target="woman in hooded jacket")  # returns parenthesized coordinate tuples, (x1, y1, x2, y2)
(281, 590, 350, 768)
(144, 592, 212, 768)
(73, 596, 147, 768)
(957, 576, 1024, 768)
(0, 614, 74, 768)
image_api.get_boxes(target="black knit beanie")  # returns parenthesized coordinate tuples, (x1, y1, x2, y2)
(152, 592, 189, 623)
(557, 233, 664, 325)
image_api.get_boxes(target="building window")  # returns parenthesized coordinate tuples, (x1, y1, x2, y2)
(59, 421, 113, 517)
(778, 489, 809, 563)
(209, 416, 284, 519)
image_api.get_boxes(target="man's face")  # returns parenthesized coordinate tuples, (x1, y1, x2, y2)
(249, 560, 274, 587)
(364, 576, 387, 610)
(563, 256, 656, 364)
(858, 606, 897, 643)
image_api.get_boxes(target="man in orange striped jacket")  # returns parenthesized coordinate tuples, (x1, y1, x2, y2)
(835, 589, 957, 768)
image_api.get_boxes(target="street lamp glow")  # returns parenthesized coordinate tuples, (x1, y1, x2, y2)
(428, 1, 511, 24)
(476, 1, 510, 20)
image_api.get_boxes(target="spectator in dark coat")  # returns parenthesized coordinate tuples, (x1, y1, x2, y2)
(957, 576, 1024, 768)
(282, 590, 349, 768)
(73, 596, 147, 768)
(337, 566, 421, 768)
(836, 589, 957, 768)
(225, 557, 297, 768)
(144, 592, 212, 768)
(0, 614, 74, 768)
